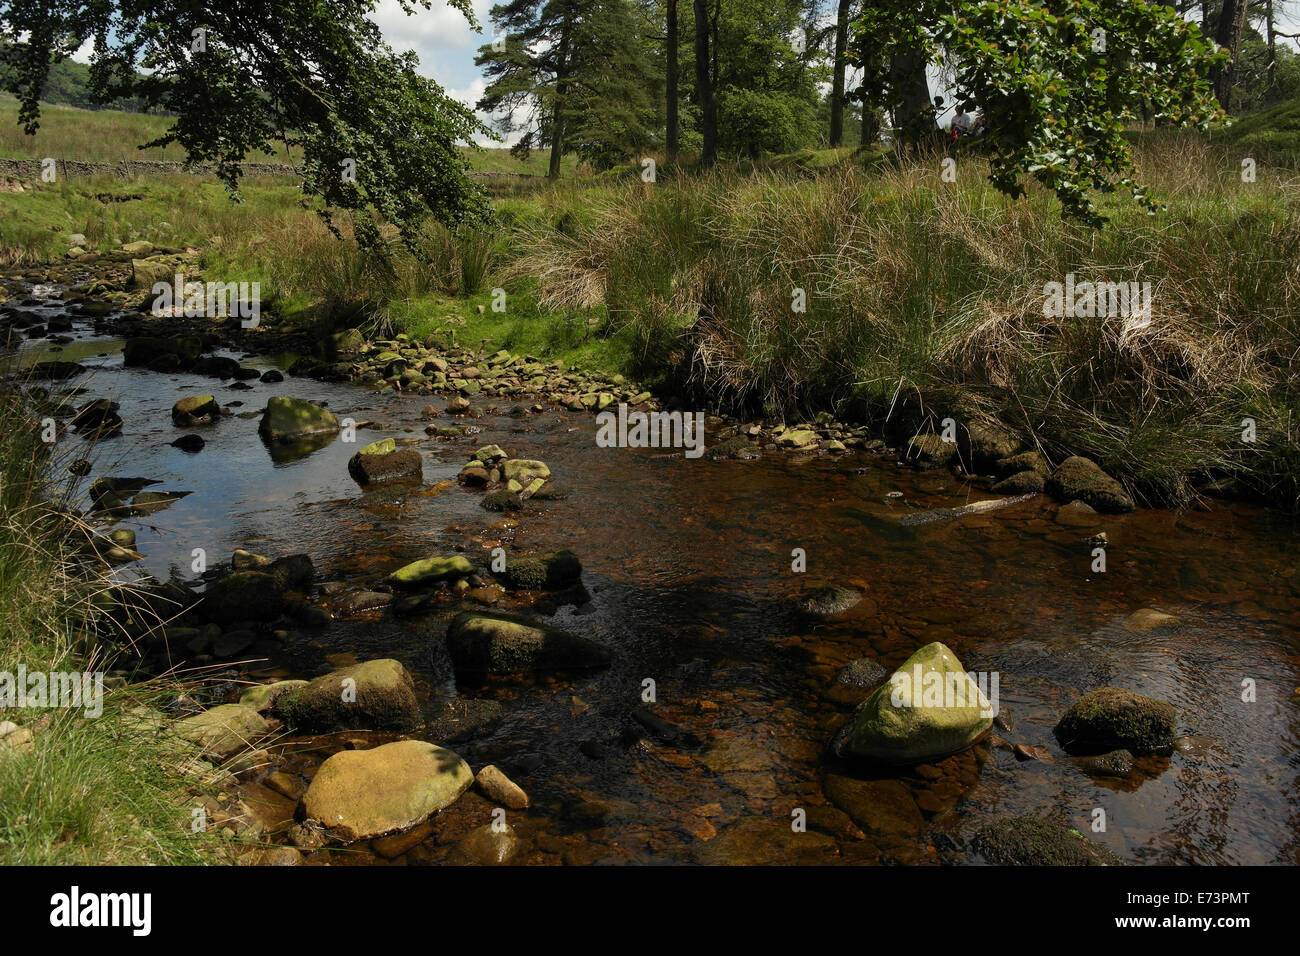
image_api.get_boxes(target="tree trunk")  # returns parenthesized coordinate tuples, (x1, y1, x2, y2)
(694, 0, 717, 165)
(889, 48, 932, 146)
(829, 0, 851, 148)
(1266, 0, 1277, 97)
(548, 19, 573, 179)
(1213, 0, 1248, 109)
(667, 0, 678, 155)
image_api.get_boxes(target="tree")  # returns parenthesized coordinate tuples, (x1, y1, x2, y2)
(694, 0, 719, 164)
(852, 0, 1225, 224)
(0, 0, 492, 255)
(477, 0, 657, 175)
(667, 0, 680, 154)
(829, 0, 853, 147)
(1214, 0, 1250, 106)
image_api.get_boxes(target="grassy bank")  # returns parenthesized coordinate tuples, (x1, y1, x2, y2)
(0, 384, 215, 864)
(3, 118, 1298, 511)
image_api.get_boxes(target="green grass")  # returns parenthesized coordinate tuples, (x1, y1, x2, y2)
(0, 93, 572, 176)
(0, 383, 219, 865)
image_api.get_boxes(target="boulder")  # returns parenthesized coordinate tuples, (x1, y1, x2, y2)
(1053, 687, 1177, 755)
(972, 817, 1125, 866)
(171, 394, 221, 427)
(347, 438, 423, 485)
(496, 550, 582, 590)
(448, 823, 521, 865)
(1046, 456, 1135, 513)
(257, 395, 340, 443)
(962, 421, 1020, 472)
(239, 679, 309, 713)
(832, 642, 993, 764)
(992, 470, 1045, 494)
(446, 611, 612, 676)
(302, 740, 473, 842)
(272, 659, 421, 733)
(173, 704, 267, 761)
(130, 257, 173, 291)
(385, 555, 475, 590)
(905, 434, 957, 470)
(500, 459, 550, 483)
(201, 571, 287, 624)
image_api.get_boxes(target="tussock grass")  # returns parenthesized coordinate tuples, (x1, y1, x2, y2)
(0, 380, 218, 865)
(506, 137, 1300, 509)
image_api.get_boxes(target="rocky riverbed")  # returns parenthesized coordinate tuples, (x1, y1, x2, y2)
(3, 245, 1299, 866)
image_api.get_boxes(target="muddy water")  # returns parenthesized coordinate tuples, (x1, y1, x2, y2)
(13, 301, 1300, 866)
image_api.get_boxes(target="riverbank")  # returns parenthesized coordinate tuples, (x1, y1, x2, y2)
(4, 129, 1295, 513)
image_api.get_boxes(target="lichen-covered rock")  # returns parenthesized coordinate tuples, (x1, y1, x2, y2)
(446, 611, 612, 676)
(1053, 686, 1177, 755)
(258, 395, 340, 443)
(272, 659, 421, 733)
(385, 555, 475, 590)
(302, 740, 473, 842)
(1046, 456, 1135, 513)
(832, 642, 993, 764)
(171, 394, 221, 427)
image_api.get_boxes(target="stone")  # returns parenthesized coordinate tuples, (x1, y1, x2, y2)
(832, 642, 993, 764)
(130, 257, 172, 290)
(835, 657, 889, 689)
(496, 550, 582, 590)
(501, 459, 550, 482)
(906, 433, 957, 470)
(171, 394, 221, 427)
(201, 571, 287, 624)
(302, 740, 473, 842)
(1122, 608, 1181, 632)
(449, 824, 520, 865)
(1046, 456, 1135, 513)
(776, 428, 818, 449)
(475, 765, 530, 809)
(992, 469, 1045, 494)
(239, 679, 309, 713)
(348, 438, 423, 485)
(257, 395, 340, 443)
(173, 704, 268, 761)
(797, 586, 862, 619)
(272, 658, 421, 733)
(972, 817, 1125, 865)
(446, 611, 612, 676)
(385, 555, 474, 590)
(1053, 687, 1177, 755)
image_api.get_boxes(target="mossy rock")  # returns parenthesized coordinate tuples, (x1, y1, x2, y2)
(497, 550, 582, 590)
(706, 435, 761, 460)
(992, 469, 1045, 494)
(446, 611, 612, 676)
(171, 394, 220, 427)
(173, 703, 268, 761)
(201, 570, 287, 624)
(385, 555, 475, 590)
(961, 420, 1021, 472)
(1046, 456, 1135, 513)
(833, 642, 993, 764)
(481, 489, 522, 512)
(996, 450, 1049, 478)
(906, 433, 957, 470)
(272, 659, 420, 733)
(501, 459, 550, 482)
(972, 816, 1125, 866)
(258, 395, 339, 443)
(347, 439, 423, 485)
(1053, 686, 1177, 755)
